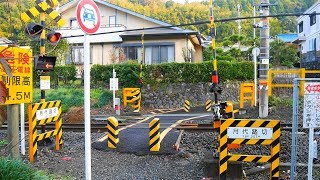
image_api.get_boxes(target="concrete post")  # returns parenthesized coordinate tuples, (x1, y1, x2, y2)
(7, 105, 20, 158)
(259, 0, 270, 118)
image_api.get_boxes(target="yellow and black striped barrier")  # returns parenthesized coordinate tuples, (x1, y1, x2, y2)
(219, 119, 280, 180)
(28, 100, 63, 162)
(149, 118, 160, 151)
(131, 89, 141, 112)
(184, 100, 190, 112)
(107, 117, 119, 149)
(205, 100, 212, 112)
(21, 0, 65, 27)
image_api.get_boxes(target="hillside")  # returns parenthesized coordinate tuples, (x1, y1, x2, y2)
(106, 0, 318, 40)
(0, 0, 317, 42)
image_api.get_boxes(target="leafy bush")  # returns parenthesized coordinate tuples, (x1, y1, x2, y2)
(269, 96, 293, 107)
(33, 65, 77, 88)
(91, 61, 254, 88)
(92, 90, 113, 108)
(0, 157, 49, 180)
(33, 88, 113, 112)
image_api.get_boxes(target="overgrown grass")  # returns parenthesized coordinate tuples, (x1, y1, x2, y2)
(269, 96, 293, 107)
(0, 157, 74, 180)
(0, 157, 49, 180)
(33, 88, 113, 112)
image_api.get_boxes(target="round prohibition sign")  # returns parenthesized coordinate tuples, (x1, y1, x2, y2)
(76, 0, 101, 34)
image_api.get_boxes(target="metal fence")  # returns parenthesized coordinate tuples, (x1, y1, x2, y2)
(290, 78, 320, 180)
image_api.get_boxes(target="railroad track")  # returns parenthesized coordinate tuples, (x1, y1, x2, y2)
(176, 123, 296, 131)
(0, 122, 298, 132)
(0, 123, 127, 133)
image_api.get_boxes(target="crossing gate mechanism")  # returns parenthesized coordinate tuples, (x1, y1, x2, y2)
(219, 119, 280, 180)
(28, 100, 63, 162)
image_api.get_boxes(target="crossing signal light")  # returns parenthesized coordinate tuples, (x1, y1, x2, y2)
(34, 56, 56, 71)
(25, 23, 43, 38)
(25, 23, 61, 44)
(47, 31, 61, 44)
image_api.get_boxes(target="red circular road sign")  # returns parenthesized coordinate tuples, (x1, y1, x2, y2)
(76, 0, 101, 34)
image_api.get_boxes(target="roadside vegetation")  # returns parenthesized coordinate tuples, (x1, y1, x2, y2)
(0, 157, 73, 180)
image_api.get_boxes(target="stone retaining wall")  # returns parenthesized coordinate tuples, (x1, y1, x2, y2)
(141, 81, 293, 109)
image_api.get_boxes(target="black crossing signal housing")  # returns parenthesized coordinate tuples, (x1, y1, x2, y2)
(25, 23, 61, 44)
(34, 56, 56, 71)
(25, 23, 43, 38)
(47, 31, 61, 44)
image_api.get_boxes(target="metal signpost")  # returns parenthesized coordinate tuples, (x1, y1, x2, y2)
(303, 82, 320, 180)
(110, 69, 118, 109)
(252, 47, 260, 106)
(76, 0, 100, 179)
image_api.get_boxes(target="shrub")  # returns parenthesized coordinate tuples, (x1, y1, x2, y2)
(91, 61, 254, 88)
(0, 157, 48, 180)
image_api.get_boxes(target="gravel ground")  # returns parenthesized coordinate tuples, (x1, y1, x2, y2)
(0, 104, 315, 179)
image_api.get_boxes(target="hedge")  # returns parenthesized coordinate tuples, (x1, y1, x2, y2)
(90, 61, 254, 88)
(33, 64, 77, 87)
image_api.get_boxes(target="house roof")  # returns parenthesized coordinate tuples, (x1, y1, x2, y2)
(59, 0, 183, 31)
(276, 34, 298, 43)
(120, 29, 199, 37)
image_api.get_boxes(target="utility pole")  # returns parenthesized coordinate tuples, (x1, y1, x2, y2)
(237, 3, 241, 49)
(258, 0, 270, 118)
(253, 0, 257, 107)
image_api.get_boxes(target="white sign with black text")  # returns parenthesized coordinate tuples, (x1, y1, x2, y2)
(227, 127, 273, 139)
(110, 78, 118, 91)
(36, 107, 59, 120)
(303, 82, 320, 128)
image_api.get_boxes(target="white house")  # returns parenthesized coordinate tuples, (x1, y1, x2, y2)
(296, 0, 320, 69)
(58, 0, 203, 75)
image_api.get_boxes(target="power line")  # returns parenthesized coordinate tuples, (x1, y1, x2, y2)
(62, 12, 318, 39)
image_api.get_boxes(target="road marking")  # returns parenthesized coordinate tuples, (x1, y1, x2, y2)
(159, 114, 210, 142)
(150, 108, 183, 115)
(96, 116, 153, 142)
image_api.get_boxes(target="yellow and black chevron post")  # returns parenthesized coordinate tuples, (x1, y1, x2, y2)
(219, 119, 280, 180)
(28, 100, 62, 162)
(131, 89, 141, 112)
(149, 118, 160, 151)
(184, 100, 190, 112)
(205, 100, 212, 111)
(107, 117, 119, 149)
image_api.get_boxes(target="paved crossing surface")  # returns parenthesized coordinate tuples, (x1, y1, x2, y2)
(92, 110, 212, 155)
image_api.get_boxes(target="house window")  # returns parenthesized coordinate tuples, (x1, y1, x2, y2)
(109, 16, 116, 26)
(309, 38, 316, 51)
(121, 44, 175, 64)
(298, 22, 303, 33)
(145, 45, 174, 64)
(70, 46, 93, 64)
(70, 18, 78, 28)
(310, 12, 316, 26)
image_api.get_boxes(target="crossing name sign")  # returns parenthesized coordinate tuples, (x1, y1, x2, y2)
(0, 46, 33, 105)
(303, 82, 320, 128)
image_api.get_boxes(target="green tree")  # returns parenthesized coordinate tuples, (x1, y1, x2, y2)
(270, 40, 299, 67)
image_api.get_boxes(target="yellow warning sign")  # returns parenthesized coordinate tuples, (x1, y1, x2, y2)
(0, 46, 33, 105)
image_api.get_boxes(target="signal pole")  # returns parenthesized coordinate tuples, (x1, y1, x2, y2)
(258, 0, 270, 117)
(39, 0, 48, 144)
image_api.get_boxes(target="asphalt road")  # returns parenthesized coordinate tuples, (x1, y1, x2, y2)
(92, 110, 212, 155)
